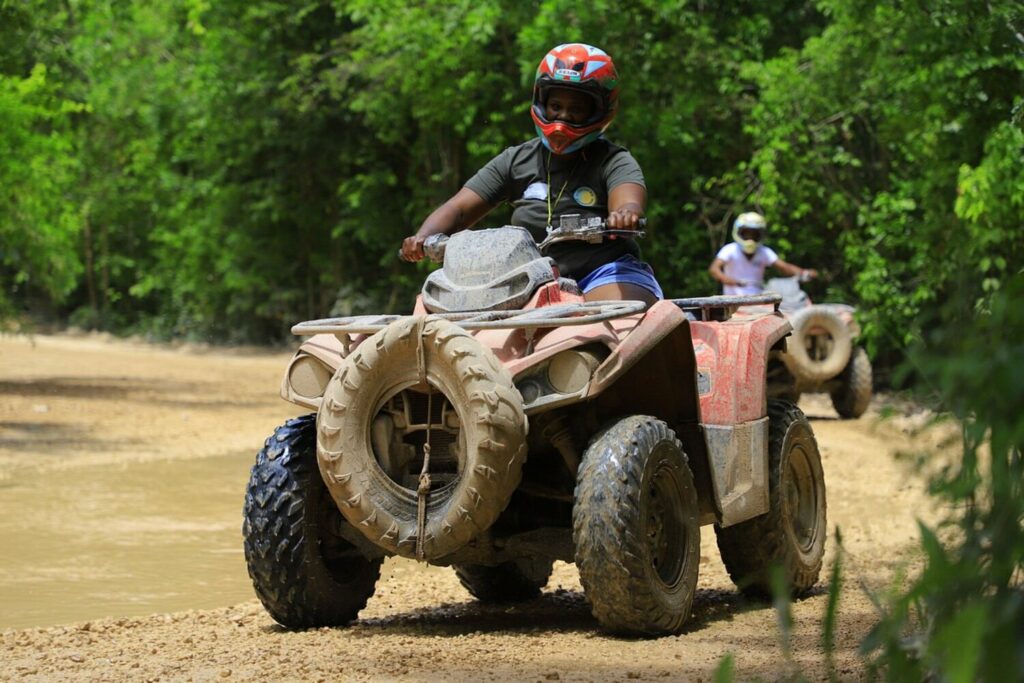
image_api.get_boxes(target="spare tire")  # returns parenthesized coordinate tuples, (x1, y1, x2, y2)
(316, 316, 527, 561)
(783, 306, 852, 383)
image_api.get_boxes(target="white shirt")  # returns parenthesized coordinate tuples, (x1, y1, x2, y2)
(715, 242, 779, 295)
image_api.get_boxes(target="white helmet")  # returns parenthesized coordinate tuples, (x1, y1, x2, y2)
(733, 212, 766, 255)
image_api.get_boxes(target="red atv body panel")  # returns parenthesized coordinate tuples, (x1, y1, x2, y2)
(282, 279, 790, 529)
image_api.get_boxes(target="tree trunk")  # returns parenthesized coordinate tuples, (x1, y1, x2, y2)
(82, 204, 98, 326)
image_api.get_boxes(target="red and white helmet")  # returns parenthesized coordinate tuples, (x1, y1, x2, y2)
(531, 43, 619, 155)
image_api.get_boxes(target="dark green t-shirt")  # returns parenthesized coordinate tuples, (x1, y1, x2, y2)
(463, 137, 646, 281)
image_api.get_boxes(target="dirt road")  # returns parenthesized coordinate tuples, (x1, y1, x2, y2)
(0, 333, 941, 681)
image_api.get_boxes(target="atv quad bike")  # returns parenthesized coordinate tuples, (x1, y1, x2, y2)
(243, 218, 827, 636)
(764, 276, 873, 419)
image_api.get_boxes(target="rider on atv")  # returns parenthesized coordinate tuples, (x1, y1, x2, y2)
(708, 212, 818, 295)
(399, 42, 662, 306)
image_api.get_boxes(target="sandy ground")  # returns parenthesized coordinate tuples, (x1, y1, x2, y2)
(0, 332, 945, 682)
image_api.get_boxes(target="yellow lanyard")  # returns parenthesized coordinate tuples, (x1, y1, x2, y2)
(546, 150, 576, 227)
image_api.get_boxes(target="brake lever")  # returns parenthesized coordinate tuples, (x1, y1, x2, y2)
(539, 214, 648, 250)
(539, 228, 647, 250)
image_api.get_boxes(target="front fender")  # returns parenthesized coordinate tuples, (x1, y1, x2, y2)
(506, 301, 700, 427)
(690, 307, 790, 425)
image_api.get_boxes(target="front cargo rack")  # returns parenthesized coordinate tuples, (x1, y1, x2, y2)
(291, 300, 648, 336)
(291, 293, 782, 338)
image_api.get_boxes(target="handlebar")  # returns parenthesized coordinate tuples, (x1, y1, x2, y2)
(412, 214, 648, 263)
(422, 233, 449, 262)
(538, 213, 646, 250)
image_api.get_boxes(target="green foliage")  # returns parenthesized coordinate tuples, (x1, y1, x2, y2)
(719, 0, 1024, 366)
(712, 654, 735, 683)
(822, 529, 844, 682)
(955, 121, 1024, 297)
(0, 63, 82, 316)
(863, 273, 1024, 681)
(0, 0, 1020, 359)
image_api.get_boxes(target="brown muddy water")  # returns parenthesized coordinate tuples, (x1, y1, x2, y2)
(0, 454, 256, 630)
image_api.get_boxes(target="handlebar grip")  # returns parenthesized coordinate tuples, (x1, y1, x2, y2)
(423, 233, 449, 263)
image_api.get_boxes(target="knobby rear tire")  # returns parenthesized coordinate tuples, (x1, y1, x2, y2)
(714, 400, 826, 599)
(830, 346, 872, 419)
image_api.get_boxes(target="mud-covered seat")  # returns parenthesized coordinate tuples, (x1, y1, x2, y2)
(422, 227, 557, 313)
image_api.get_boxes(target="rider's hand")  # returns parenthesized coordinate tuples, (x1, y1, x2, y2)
(606, 208, 642, 231)
(800, 268, 819, 282)
(400, 234, 426, 262)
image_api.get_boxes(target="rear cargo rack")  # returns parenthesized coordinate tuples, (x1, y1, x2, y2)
(669, 293, 782, 322)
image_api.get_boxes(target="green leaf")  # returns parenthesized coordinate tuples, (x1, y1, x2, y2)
(713, 654, 735, 683)
(930, 602, 987, 683)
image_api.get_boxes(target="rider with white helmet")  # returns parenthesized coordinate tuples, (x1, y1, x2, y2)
(708, 212, 818, 295)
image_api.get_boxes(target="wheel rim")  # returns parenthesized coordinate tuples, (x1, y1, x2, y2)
(369, 380, 465, 496)
(645, 449, 689, 588)
(807, 332, 834, 362)
(784, 437, 820, 554)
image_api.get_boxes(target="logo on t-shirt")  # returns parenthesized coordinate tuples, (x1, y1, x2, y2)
(523, 182, 548, 201)
(573, 186, 597, 207)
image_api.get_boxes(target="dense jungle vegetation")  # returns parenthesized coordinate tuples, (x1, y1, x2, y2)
(3, 2, 1022, 678)
(2, 1, 1020, 356)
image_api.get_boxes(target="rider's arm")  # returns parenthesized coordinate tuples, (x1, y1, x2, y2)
(708, 258, 743, 287)
(607, 182, 646, 230)
(772, 259, 818, 281)
(400, 188, 493, 262)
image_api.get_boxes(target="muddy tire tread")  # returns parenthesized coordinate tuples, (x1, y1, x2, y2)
(714, 401, 825, 599)
(830, 346, 872, 418)
(573, 416, 700, 636)
(243, 414, 381, 629)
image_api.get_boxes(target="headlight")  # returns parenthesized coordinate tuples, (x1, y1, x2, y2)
(288, 355, 333, 399)
(547, 349, 602, 394)
(515, 347, 606, 411)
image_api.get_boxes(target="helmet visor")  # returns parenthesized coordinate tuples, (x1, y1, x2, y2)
(534, 83, 605, 128)
(737, 227, 763, 242)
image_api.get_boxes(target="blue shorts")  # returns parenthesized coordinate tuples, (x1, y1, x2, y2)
(577, 255, 664, 300)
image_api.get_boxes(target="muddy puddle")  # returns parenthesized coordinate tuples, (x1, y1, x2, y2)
(0, 454, 259, 630)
